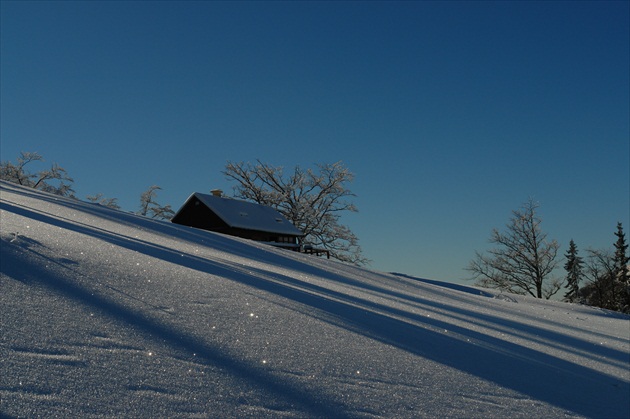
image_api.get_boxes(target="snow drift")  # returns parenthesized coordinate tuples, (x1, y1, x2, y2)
(1, 181, 628, 418)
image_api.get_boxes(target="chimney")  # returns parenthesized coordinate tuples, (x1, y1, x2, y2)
(210, 189, 223, 197)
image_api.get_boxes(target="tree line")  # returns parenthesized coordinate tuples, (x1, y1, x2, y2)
(7, 152, 623, 307)
(1, 152, 367, 264)
(467, 198, 629, 313)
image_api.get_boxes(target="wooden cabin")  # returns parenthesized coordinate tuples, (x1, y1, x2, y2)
(171, 190, 303, 250)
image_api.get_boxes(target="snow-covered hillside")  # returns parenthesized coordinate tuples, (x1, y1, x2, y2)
(1, 180, 629, 418)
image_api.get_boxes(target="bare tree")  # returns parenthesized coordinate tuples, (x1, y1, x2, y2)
(34, 163, 75, 196)
(138, 185, 175, 220)
(223, 160, 367, 265)
(0, 151, 42, 185)
(580, 249, 617, 310)
(579, 224, 630, 312)
(87, 193, 121, 210)
(467, 199, 562, 299)
(0, 151, 75, 197)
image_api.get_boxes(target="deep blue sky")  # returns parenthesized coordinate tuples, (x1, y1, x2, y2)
(2, 1, 628, 283)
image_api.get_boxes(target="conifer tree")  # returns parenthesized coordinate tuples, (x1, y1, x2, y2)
(563, 239, 583, 303)
(613, 223, 629, 281)
(613, 223, 629, 311)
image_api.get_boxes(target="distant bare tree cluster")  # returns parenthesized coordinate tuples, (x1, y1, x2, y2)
(0, 152, 75, 197)
(1, 152, 174, 220)
(468, 199, 629, 313)
(86, 193, 121, 210)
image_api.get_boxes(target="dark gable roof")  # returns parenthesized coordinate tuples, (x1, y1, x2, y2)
(173, 192, 303, 237)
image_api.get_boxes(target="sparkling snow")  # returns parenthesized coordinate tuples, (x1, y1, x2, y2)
(1, 181, 629, 418)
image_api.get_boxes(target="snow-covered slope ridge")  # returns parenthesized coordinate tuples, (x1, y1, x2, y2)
(1, 180, 629, 418)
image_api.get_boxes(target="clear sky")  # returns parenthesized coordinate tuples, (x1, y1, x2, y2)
(2, 1, 629, 284)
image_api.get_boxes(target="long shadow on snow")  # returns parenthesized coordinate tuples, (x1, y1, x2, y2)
(235, 262, 630, 372)
(258, 267, 628, 368)
(3, 183, 576, 333)
(388, 273, 630, 353)
(2, 200, 629, 418)
(6, 199, 624, 366)
(228, 250, 630, 368)
(0, 188, 255, 259)
(0, 244, 350, 418)
(175, 257, 630, 418)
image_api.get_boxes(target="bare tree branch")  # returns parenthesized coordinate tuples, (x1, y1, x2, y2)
(0, 152, 75, 197)
(138, 185, 174, 220)
(467, 199, 561, 299)
(223, 160, 367, 265)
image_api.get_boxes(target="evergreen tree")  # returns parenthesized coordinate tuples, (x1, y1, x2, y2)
(563, 239, 583, 303)
(613, 223, 629, 281)
(613, 223, 629, 311)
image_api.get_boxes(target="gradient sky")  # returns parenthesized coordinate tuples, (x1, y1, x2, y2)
(2, 1, 629, 284)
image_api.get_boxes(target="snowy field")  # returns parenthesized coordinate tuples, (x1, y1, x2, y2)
(1, 180, 629, 418)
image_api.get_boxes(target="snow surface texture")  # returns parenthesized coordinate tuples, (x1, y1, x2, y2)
(1, 180, 629, 418)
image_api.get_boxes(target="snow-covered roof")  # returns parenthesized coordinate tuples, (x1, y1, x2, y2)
(176, 192, 303, 236)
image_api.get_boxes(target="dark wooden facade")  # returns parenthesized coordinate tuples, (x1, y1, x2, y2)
(171, 193, 303, 248)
